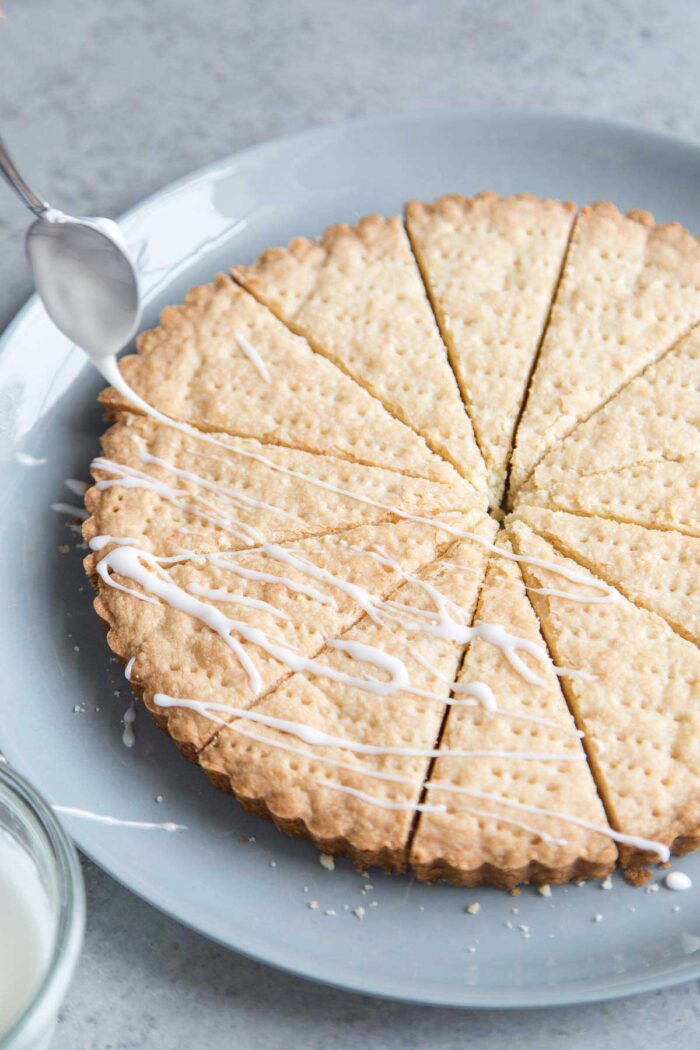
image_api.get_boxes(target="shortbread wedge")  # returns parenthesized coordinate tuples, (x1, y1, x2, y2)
(510, 202, 700, 495)
(406, 194, 575, 503)
(522, 460, 700, 539)
(232, 215, 486, 489)
(511, 521, 700, 869)
(100, 276, 456, 484)
(89, 510, 489, 761)
(84, 416, 485, 558)
(516, 326, 700, 534)
(515, 506, 700, 646)
(411, 543, 616, 888)
(199, 519, 497, 869)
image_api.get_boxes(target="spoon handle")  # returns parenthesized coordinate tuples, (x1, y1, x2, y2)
(0, 135, 48, 215)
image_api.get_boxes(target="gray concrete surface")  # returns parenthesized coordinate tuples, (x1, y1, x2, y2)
(2, 1, 700, 1046)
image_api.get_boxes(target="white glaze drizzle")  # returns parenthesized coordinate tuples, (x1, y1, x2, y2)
(203, 549, 340, 608)
(316, 777, 669, 860)
(51, 502, 89, 520)
(53, 805, 185, 831)
(236, 331, 271, 383)
(92, 457, 265, 545)
(98, 545, 418, 698)
(451, 679, 498, 711)
(253, 542, 412, 623)
(15, 451, 47, 467)
(448, 804, 569, 846)
(552, 664, 597, 683)
(410, 649, 583, 737)
(223, 550, 566, 687)
(427, 781, 669, 861)
(89, 534, 138, 551)
(92, 354, 617, 603)
(83, 352, 654, 860)
(239, 541, 590, 684)
(665, 871, 692, 891)
(136, 445, 299, 522)
(528, 584, 618, 605)
(315, 780, 568, 846)
(65, 478, 88, 496)
(195, 713, 566, 846)
(122, 703, 136, 748)
(94, 539, 593, 706)
(312, 782, 446, 813)
(186, 581, 292, 620)
(153, 692, 666, 859)
(153, 694, 583, 763)
(124, 656, 136, 681)
(667, 869, 692, 886)
(460, 701, 583, 737)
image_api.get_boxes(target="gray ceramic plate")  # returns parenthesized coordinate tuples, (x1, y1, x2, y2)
(2, 110, 700, 1009)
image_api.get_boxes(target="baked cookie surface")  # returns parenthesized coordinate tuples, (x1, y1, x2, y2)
(406, 193, 575, 504)
(233, 215, 487, 489)
(85, 195, 700, 887)
(509, 202, 700, 495)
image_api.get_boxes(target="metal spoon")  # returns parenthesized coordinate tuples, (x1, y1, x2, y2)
(0, 135, 140, 359)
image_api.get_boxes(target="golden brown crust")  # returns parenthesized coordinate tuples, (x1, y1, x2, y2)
(405, 191, 576, 224)
(623, 867, 652, 886)
(411, 854, 612, 889)
(202, 761, 407, 872)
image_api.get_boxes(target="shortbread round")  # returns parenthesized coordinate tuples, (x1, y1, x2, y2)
(84, 195, 700, 887)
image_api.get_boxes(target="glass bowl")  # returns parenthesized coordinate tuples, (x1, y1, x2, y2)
(0, 765, 84, 1050)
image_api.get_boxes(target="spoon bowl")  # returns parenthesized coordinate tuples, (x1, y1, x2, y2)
(1, 134, 141, 359)
(25, 213, 140, 358)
